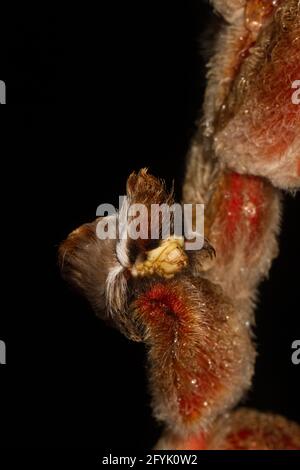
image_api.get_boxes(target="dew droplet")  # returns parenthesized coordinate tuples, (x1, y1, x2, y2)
(245, 0, 279, 36)
(243, 201, 257, 218)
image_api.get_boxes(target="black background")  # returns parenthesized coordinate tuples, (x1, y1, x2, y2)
(1, 0, 299, 449)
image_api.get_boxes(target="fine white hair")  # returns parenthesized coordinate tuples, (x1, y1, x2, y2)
(106, 196, 131, 315)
